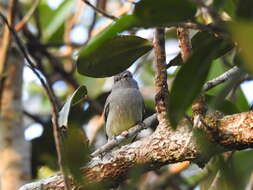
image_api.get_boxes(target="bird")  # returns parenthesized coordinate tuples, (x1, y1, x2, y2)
(103, 70, 145, 142)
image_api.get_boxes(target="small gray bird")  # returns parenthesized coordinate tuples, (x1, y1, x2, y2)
(103, 71, 145, 141)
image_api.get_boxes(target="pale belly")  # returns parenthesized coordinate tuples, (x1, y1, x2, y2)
(105, 88, 143, 139)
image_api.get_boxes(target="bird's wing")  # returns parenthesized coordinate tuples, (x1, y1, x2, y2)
(142, 98, 146, 119)
(103, 95, 111, 140)
(138, 90, 145, 120)
(103, 97, 110, 123)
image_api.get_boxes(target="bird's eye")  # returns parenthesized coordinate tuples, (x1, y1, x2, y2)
(123, 73, 129, 78)
(114, 76, 120, 82)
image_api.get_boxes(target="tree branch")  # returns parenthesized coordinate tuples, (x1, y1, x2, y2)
(81, 0, 117, 20)
(154, 28, 169, 125)
(19, 110, 253, 189)
(177, 27, 191, 62)
(23, 110, 47, 126)
(15, 0, 41, 31)
(172, 22, 225, 35)
(203, 66, 241, 91)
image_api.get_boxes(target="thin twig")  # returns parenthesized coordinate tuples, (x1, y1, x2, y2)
(86, 8, 97, 43)
(81, 0, 117, 20)
(0, 13, 71, 190)
(91, 0, 134, 37)
(23, 110, 47, 126)
(91, 113, 157, 157)
(203, 66, 241, 91)
(64, 0, 84, 44)
(15, 0, 41, 31)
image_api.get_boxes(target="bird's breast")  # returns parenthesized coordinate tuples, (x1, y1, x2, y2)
(106, 88, 144, 138)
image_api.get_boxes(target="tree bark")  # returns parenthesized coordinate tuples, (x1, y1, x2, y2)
(0, 49, 30, 190)
(19, 110, 253, 190)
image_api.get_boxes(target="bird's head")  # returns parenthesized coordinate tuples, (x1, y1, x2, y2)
(113, 71, 138, 89)
(114, 70, 133, 83)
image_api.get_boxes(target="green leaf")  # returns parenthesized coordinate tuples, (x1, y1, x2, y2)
(228, 150, 253, 189)
(209, 70, 244, 114)
(200, 151, 253, 190)
(41, 0, 74, 41)
(58, 86, 89, 185)
(168, 34, 230, 128)
(193, 32, 234, 60)
(213, 0, 237, 18)
(205, 59, 227, 94)
(235, 87, 250, 112)
(199, 156, 227, 190)
(77, 35, 153, 77)
(63, 126, 89, 185)
(77, 15, 138, 69)
(205, 95, 239, 114)
(229, 21, 253, 74)
(133, 0, 196, 27)
(58, 85, 87, 128)
(170, 31, 234, 66)
(76, 0, 196, 77)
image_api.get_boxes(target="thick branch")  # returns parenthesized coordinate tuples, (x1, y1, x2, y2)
(19, 111, 253, 189)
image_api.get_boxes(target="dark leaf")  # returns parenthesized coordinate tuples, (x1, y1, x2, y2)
(77, 35, 152, 77)
(191, 32, 234, 60)
(168, 34, 231, 128)
(169, 31, 234, 66)
(213, 0, 237, 18)
(236, 0, 253, 20)
(133, 0, 196, 27)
